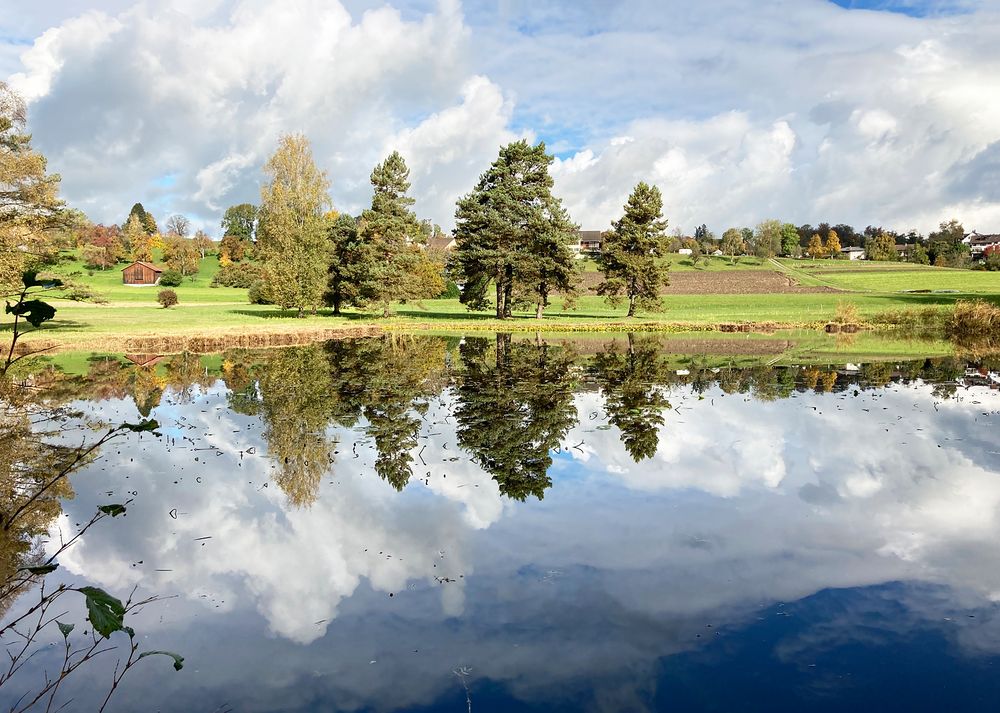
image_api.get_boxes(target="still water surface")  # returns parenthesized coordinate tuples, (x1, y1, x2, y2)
(6, 334, 1000, 711)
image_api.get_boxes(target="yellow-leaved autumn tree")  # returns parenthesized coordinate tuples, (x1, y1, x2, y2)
(256, 134, 331, 316)
(0, 82, 65, 290)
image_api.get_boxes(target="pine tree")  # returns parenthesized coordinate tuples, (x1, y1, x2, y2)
(256, 134, 331, 316)
(597, 182, 670, 317)
(453, 140, 579, 319)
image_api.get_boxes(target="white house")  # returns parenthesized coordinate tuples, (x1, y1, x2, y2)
(841, 246, 865, 261)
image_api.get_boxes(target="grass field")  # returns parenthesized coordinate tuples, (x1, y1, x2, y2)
(5, 250, 996, 354)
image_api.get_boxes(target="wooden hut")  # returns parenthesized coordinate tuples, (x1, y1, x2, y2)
(122, 261, 163, 285)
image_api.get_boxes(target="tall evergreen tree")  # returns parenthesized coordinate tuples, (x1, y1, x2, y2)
(324, 212, 363, 315)
(597, 182, 670, 317)
(452, 140, 579, 319)
(256, 134, 331, 316)
(354, 151, 440, 316)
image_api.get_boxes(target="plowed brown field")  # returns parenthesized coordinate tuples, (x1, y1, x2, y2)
(577, 270, 838, 295)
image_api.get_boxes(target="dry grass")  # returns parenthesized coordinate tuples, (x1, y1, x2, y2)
(949, 299, 1000, 335)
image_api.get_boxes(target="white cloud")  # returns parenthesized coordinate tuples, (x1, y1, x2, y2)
(3, 0, 1000, 234)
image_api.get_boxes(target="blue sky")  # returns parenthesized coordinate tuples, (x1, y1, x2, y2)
(2, 0, 1000, 234)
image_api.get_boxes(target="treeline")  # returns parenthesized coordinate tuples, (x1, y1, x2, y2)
(693, 218, 979, 267)
(216, 136, 674, 318)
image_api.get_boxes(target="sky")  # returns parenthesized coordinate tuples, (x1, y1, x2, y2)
(2, 0, 1000, 236)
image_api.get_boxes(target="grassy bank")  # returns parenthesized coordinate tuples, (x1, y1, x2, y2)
(5, 251, 997, 354)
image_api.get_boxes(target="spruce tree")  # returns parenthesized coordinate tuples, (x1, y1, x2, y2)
(598, 182, 670, 317)
(356, 151, 436, 316)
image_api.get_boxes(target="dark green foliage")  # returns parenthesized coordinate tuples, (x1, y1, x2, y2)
(248, 282, 271, 304)
(597, 182, 670, 317)
(352, 152, 439, 316)
(589, 335, 671, 462)
(324, 213, 363, 315)
(126, 202, 157, 235)
(440, 280, 460, 299)
(221, 203, 258, 241)
(452, 140, 579, 319)
(77, 586, 125, 638)
(454, 335, 577, 500)
(158, 269, 183, 287)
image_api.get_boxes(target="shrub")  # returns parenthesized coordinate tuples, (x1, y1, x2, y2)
(832, 301, 860, 325)
(159, 269, 183, 287)
(248, 281, 272, 305)
(157, 289, 178, 308)
(440, 280, 460, 299)
(949, 299, 1000, 337)
(211, 261, 262, 289)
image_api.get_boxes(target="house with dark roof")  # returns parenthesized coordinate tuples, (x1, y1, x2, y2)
(966, 231, 1000, 256)
(572, 230, 603, 258)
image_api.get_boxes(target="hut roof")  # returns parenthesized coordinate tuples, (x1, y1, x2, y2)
(121, 261, 163, 272)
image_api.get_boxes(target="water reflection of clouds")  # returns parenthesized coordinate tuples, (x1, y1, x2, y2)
(44, 377, 1000, 709)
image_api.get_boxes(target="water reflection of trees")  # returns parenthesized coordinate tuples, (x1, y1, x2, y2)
(588, 334, 671, 462)
(227, 336, 448, 504)
(455, 334, 577, 500)
(25, 338, 995, 507)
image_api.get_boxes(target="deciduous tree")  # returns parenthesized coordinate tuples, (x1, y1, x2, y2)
(164, 214, 190, 238)
(865, 232, 897, 261)
(825, 229, 842, 258)
(806, 233, 825, 259)
(256, 134, 331, 316)
(0, 82, 66, 289)
(720, 228, 745, 262)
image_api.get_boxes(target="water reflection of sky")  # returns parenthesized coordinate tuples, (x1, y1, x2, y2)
(16, 376, 1000, 711)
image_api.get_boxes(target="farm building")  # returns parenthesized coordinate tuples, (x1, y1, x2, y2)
(841, 246, 865, 260)
(122, 261, 164, 285)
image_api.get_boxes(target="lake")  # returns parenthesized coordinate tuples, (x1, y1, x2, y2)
(3, 333, 1000, 712)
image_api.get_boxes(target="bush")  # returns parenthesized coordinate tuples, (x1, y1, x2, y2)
(159, 269, 183, 287)
(211, 261, 262, 288)
(157, 289, 178, 308)
(832, 301, 860, 325)
(248, 281, 272, 305)
(439, 280, 460, 299)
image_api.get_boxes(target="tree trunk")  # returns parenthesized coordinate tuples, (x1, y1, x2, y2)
(627, 296, 636, 318)
(535, 301, 544, 319)
(495, 280, 503, 319)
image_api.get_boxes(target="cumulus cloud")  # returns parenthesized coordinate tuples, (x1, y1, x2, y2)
(3, 0, 1000, 235)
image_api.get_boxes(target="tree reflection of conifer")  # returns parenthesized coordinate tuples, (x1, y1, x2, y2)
(589, 334, 671, 462)
(226, 337, 449, 504)
(455, 334, 577, 501)
(324, 335, 447, 492)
